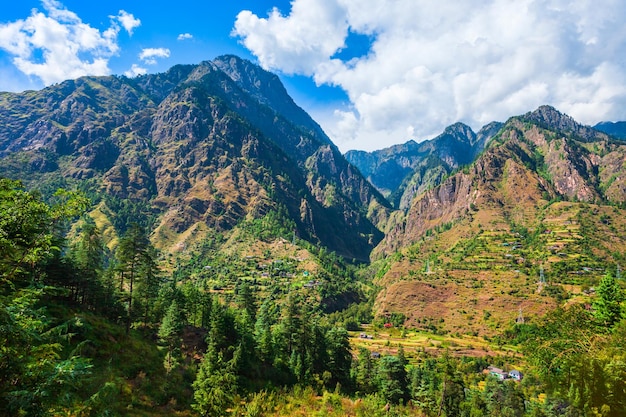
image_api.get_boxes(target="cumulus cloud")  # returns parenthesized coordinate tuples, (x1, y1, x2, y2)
(0, 0, 140, 86)
(139, 47, 171, 65)
(113, 10, 141, 35)
(234, 0, 626, 151)
(177, 33, 193, 41)
(124, 64, 147, 78)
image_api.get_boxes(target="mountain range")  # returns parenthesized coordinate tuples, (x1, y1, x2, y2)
(1, 56, 626, 333)
(0, 55, 389, 262)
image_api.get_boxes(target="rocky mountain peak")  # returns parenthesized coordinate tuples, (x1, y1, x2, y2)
(442, 122, 475, 143)
(525, 105, 578, 130)
(212, 55, 284, 100)
(520, 105, 608, 142)
(212, 55, 333, 147)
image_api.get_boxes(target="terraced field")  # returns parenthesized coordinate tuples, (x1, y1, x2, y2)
(374, 201, 626, 336)
(348, 326, 521, 365)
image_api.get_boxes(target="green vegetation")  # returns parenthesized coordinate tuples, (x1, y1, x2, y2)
(2, 179, 625, 416)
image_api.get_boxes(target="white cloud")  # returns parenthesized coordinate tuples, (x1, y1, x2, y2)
(114, 10, 141, 35)
(139, 48, 171, 65)
(234, 0, 626, 151)
(233, 0, 349, 74)
(177, 33, 193, 41)
(0, 1, 140, 86)
(124, 64, 147, 78)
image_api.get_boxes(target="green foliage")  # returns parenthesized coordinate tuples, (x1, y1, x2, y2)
(0, 178, 88, 284)
(521, 305, 626, 416)
(115, 223, 161, 332)
(376, 355, 408, 404)
(593, 271, 624, 327)
(239, 204, 297, 242)
(103, 195, 156, 235)
(0, 179, 96, 416)
(193, 354, 238, 417)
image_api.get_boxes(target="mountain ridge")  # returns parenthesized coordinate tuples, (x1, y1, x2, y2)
(0, 55, 389, 261)
(345, 120, 502, 209)
(1, 57, 625, 333)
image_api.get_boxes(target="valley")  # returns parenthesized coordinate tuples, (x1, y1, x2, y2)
(1, 57, 625, 416)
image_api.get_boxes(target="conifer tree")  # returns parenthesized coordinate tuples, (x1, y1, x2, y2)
(377, 355, 408, 404)
(355, 347, 376, 394)
(70, 219, 105, 306)
(116, 223, 158, 332)
(593, 271, 624, 327)
(254, 298, 275, 363)
(159, 300, 185, 374)
(325, 326, 352, 391)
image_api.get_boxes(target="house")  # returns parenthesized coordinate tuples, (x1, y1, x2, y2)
(371, 351, 381, 359)
(508, 370, 523, 381)
(487, 366, 508, 380)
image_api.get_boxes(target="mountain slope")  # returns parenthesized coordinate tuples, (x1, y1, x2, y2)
(0, 56, 389, 261)
(594, 121, 626, 140)
(370, 106, 626, 335)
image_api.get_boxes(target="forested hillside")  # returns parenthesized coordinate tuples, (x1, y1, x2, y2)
(2, 177, 625, 416)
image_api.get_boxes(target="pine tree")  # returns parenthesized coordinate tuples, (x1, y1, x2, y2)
(355, 347, 376, 394)
(593, 271, 624, 327)
(116, 223, 157, 333)
(192, 353, 237, 417)
(325, 326, 352, 391)
(254, 299, 275, 363)
(377, 355, 408, 404)
(69, 219, 105, 306)
(158, 300, 185, 374)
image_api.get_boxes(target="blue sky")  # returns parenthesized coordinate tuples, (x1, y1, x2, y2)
(2, 1, 626, 152)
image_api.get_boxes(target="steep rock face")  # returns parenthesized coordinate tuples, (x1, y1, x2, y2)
(513, 106, 623, 202)
(345, 140, 420, 196)
(0, 55, 388, 261)
(474, 121, 504, 151)
(0, 77, 153, 181)
(212, 55, 332, 147)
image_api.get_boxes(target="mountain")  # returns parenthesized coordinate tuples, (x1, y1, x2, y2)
(594, 121, 626, 140)
(345, 121, 501, 208)
(370, 105, 626, 335)
(2, 55, 625, 335)
(0, 55, 389, 261)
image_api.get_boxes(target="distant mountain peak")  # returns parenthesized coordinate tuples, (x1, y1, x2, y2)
(594, 121, 626, 140)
